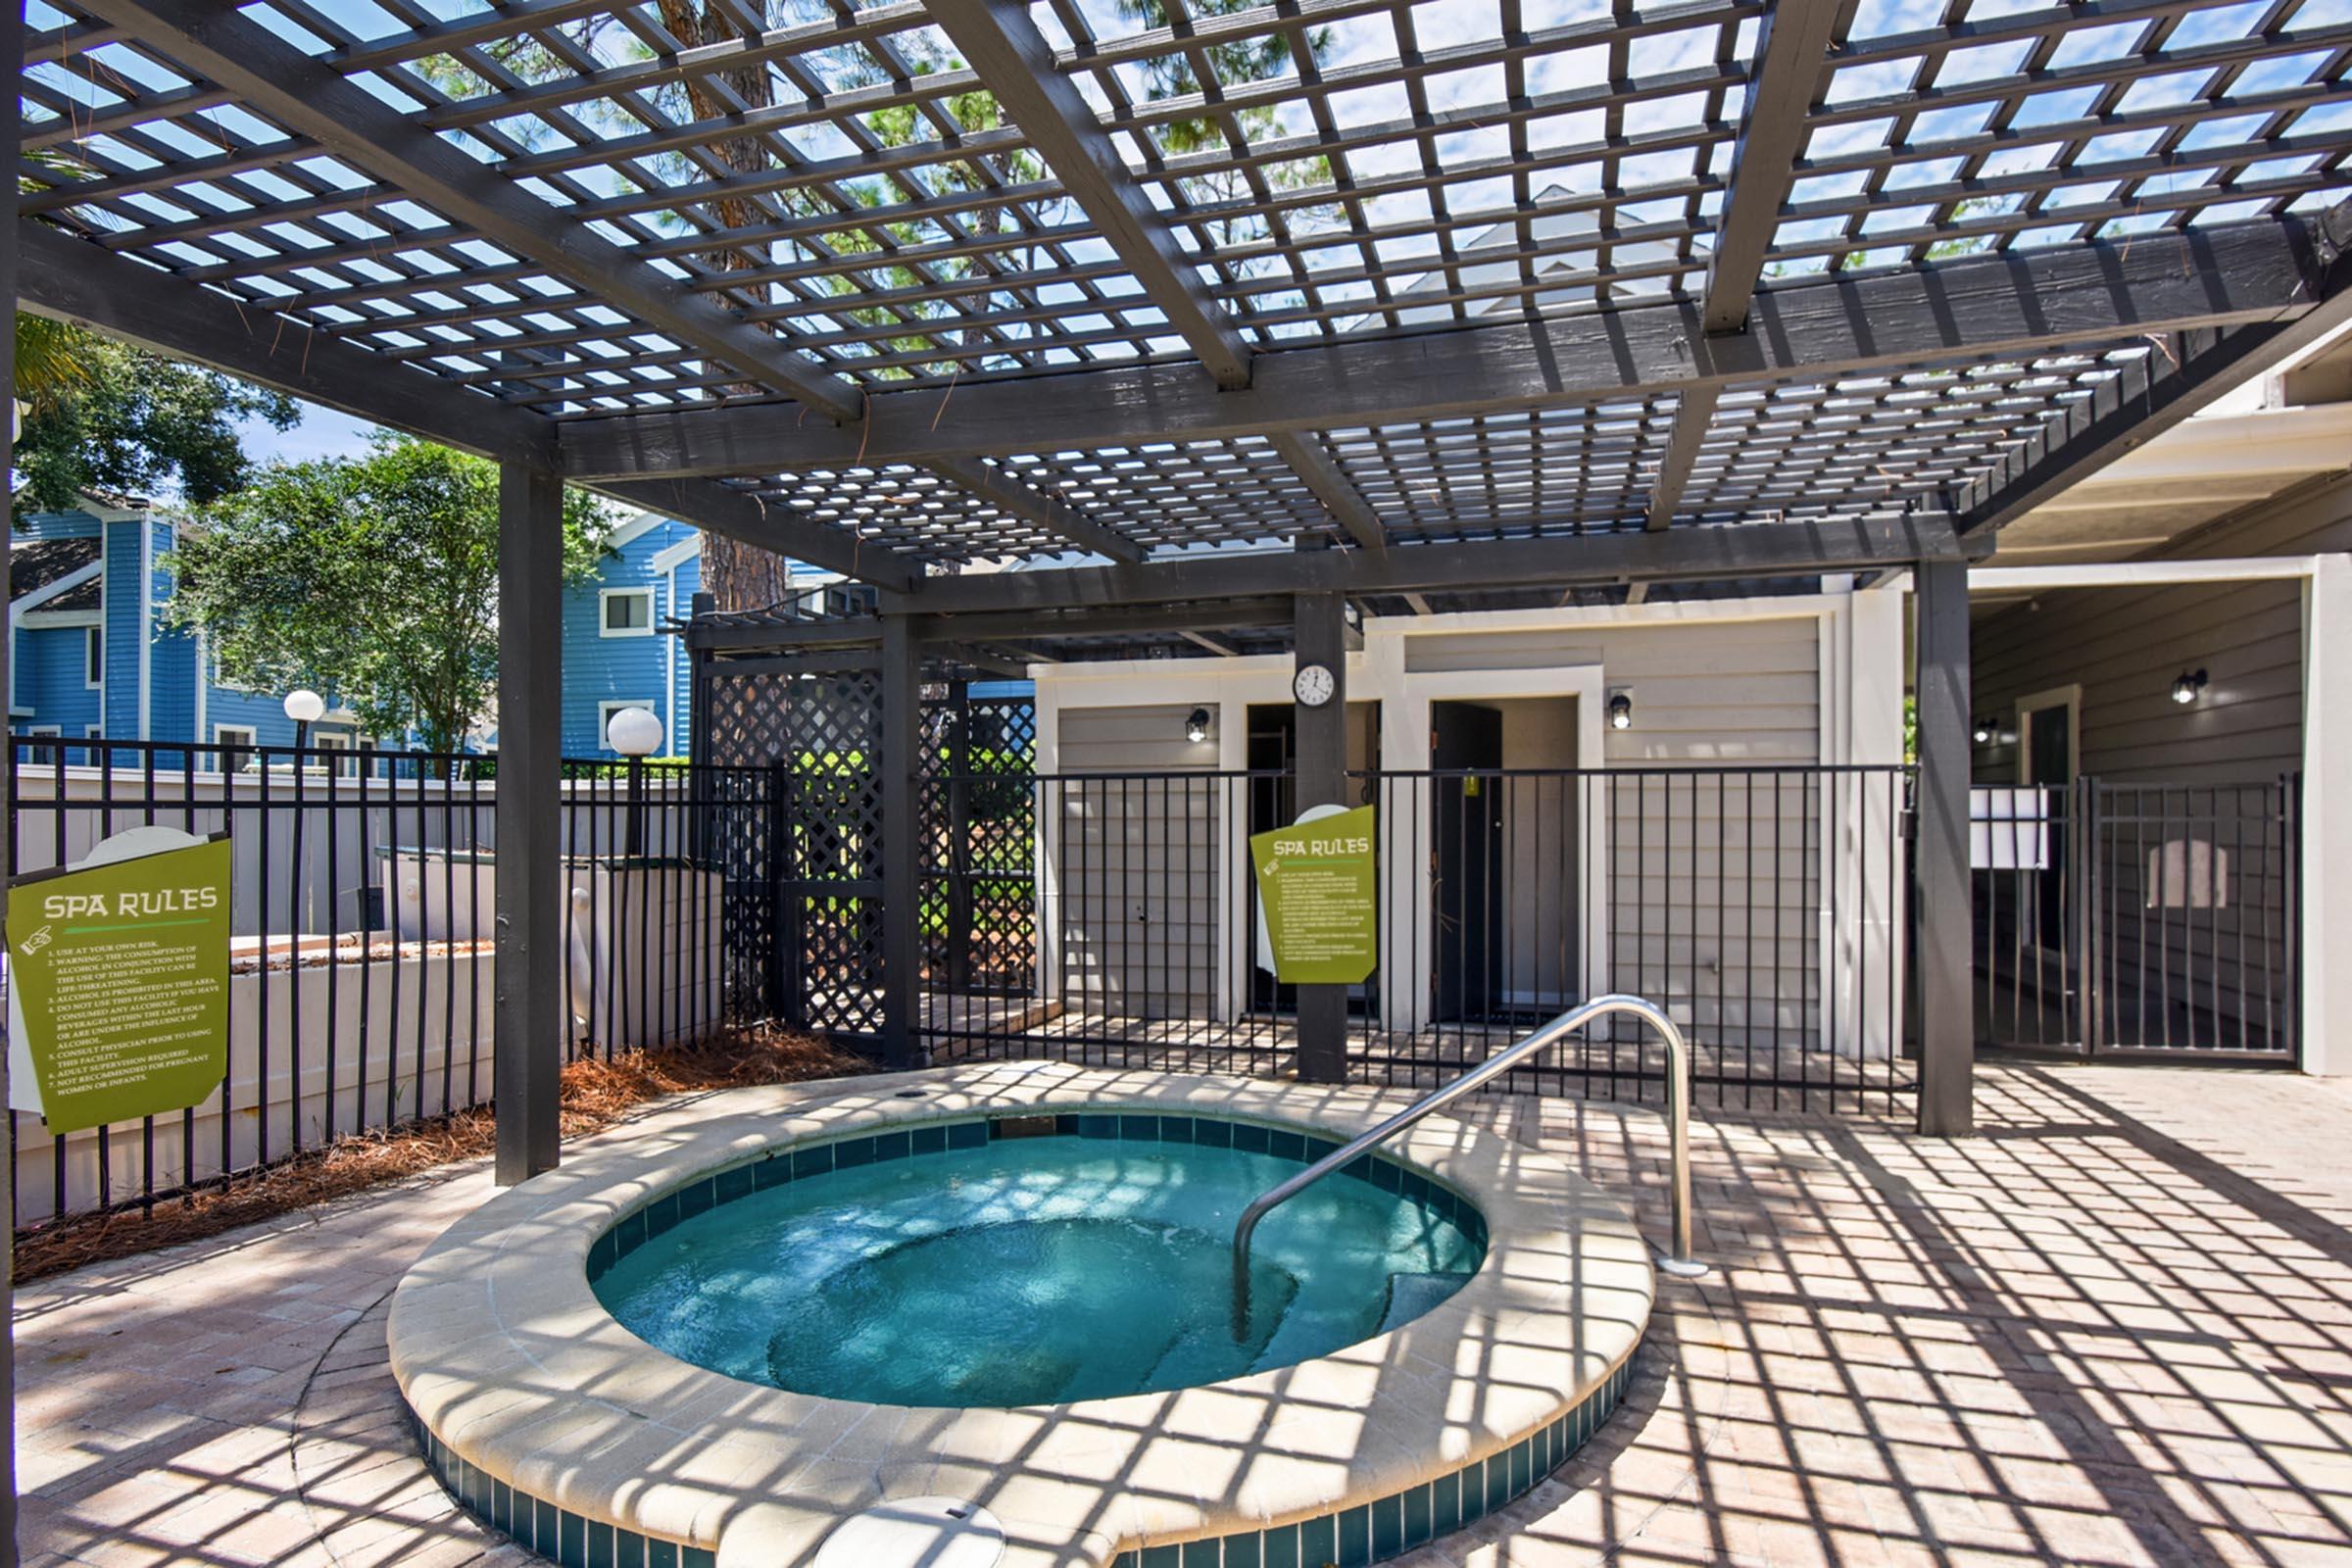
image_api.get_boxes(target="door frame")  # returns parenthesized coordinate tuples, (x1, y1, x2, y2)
(2008, 683, 2083, 972)
(2013, 683, 2082, 788)
(1388, 665, 1609, 1035)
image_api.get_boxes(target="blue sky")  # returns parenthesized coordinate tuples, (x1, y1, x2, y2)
(235, 399, 381, 466)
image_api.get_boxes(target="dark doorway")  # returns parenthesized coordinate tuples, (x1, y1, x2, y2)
(1247, 705, 1299, 1012)
(2027, 702, 2074, 952)
(1432, 701, 1504, 1021)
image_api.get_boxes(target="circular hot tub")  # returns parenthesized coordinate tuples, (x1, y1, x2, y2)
(593, 1109, 1487, 1408)
(390, 1063, 1653, 1568)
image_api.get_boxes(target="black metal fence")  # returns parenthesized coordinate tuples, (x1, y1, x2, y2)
(1974, 776, 2299, 1059)
(918, 764, 1917, 1114)
(5, 736, 778, 1232)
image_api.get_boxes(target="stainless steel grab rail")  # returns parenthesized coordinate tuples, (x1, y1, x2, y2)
(1231, 995, 1708, 1338)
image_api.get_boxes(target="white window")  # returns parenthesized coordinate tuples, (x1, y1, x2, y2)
(599, 701, 661, 753)
(23, 726, 61, 765)
(213, 725, 257, 773)
(209, 654, 256, 694)
(83, 625, 104, 689)
(601, 588, 655, 637)
(80, 723, 102, 766)
(315, 731, 358, 777)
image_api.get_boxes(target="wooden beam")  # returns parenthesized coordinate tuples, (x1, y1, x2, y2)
(703, 649, 882, 676)
(75, 0, 868, 423)
(942, 643, 1029, 679)
(1292, 589, 1349, 1084)
(22, 219, 911, 587)
(564, 479, 915, 591)
(925, 0, 1253, 390)
(922, 596, 1303, 644)
(494, 461, 564, 1182)
(920, 458, 1146, 563)
(1644, 384, 1719, 531)
(1914, 557, 1974, 1136)
(1269, 431, 1387, 552)
(1701, 0, 1843, 334)
(1653, 0, 1852, 528)
(692, 616, 885, 652)
(888, 511, 1971, 614)
(1, 0, 23, 1535)
(562, 217, 2328, 480)
(878, 613, 922, 1066)
(1962, 320, 2352, 538)
(18, 220, 553, 466)
(1962, 196, 2352, 536)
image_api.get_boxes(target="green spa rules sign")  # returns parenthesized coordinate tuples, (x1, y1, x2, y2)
(7, 833, 231, 1134)
(1250, 804, 1378, 985)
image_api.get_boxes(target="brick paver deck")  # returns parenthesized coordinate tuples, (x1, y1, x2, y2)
(16, 1063, 2352, 1568)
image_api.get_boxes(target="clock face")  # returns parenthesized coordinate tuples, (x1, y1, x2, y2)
(1294, 662, 1337, 708)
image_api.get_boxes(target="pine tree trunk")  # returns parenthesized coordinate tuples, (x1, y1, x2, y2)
(652, 2, 798, 613)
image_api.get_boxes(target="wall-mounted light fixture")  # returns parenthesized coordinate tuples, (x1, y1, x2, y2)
(1972, 718, 1994, 745)
(1607, 691, 1634, 731)
(2171, 668, 2209, 706)
(1185, 707, 1213, 744)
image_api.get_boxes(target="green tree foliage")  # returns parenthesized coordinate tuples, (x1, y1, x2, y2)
(165, 436, 614, 762)
(1110, 0, 1335, 247)
(13, 332, 300, 514)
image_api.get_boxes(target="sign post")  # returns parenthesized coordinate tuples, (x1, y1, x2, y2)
(7, 828, 232, 1134)
(1250, 804, 1379, 986)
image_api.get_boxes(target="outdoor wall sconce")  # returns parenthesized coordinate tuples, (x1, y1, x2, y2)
(1973, 718, 1994, 745)
(1185, 707, 1213, 744)
(2171, 668, 2208, 705)
(1607, 692, 1634, 731)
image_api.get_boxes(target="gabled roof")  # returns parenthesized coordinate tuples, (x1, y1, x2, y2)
(12, 535, 100, 608)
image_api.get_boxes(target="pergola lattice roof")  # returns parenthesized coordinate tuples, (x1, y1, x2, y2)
(16, 0, 2352, 598)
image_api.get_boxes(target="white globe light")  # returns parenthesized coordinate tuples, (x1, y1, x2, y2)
(607, 706, 664, 758)
(283, 688, 326, 724)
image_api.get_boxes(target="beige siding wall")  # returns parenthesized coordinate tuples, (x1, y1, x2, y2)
(1410, 617, 1831, 1046)
(1043, 612, 1886, 1051)
(1053, 704, 1221, 1017)
(1968, 472, 2344, 1046)
(1975, 471, 2348, 786)
(1405, 618, 1822, 763)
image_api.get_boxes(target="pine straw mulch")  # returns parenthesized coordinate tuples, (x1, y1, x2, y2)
(13, 1026, 873, 1284)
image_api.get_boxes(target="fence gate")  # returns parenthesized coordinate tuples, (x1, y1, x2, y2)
(1974, 775, 2299, 1060)
(700, 662, 886, 1037)
(920, 685, 1037, 1002)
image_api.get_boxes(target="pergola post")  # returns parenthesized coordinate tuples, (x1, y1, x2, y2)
(494, 462, 564, 1184)
(2, 0, 24, 1549)
(1293, 590, 1350, 1085)
(945, 679, 975, 996)
(1914, 558, 1976, 1136)
(879, 612, 923, 1069)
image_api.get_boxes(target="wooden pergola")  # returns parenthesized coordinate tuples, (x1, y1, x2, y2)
(7, 0, 2350, 1186)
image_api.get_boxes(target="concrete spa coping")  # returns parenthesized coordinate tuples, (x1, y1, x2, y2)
(387, 1062, 1656, 1568)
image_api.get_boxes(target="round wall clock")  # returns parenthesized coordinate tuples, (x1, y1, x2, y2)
(1293, 662, 1337, 708)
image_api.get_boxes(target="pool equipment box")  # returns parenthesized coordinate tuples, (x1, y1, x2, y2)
(1250, 804, 1379, 985)
(7, 827, 232, 1134)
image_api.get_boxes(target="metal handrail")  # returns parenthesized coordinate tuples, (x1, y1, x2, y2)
(1232, 995, 1708, 1338)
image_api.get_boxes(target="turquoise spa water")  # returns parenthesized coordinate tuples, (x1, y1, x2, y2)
(592, 1130, 1484, 1407)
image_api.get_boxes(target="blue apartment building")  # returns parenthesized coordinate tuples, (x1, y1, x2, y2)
(8, 499, 865, 765)
(559, 510, 705, 760)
